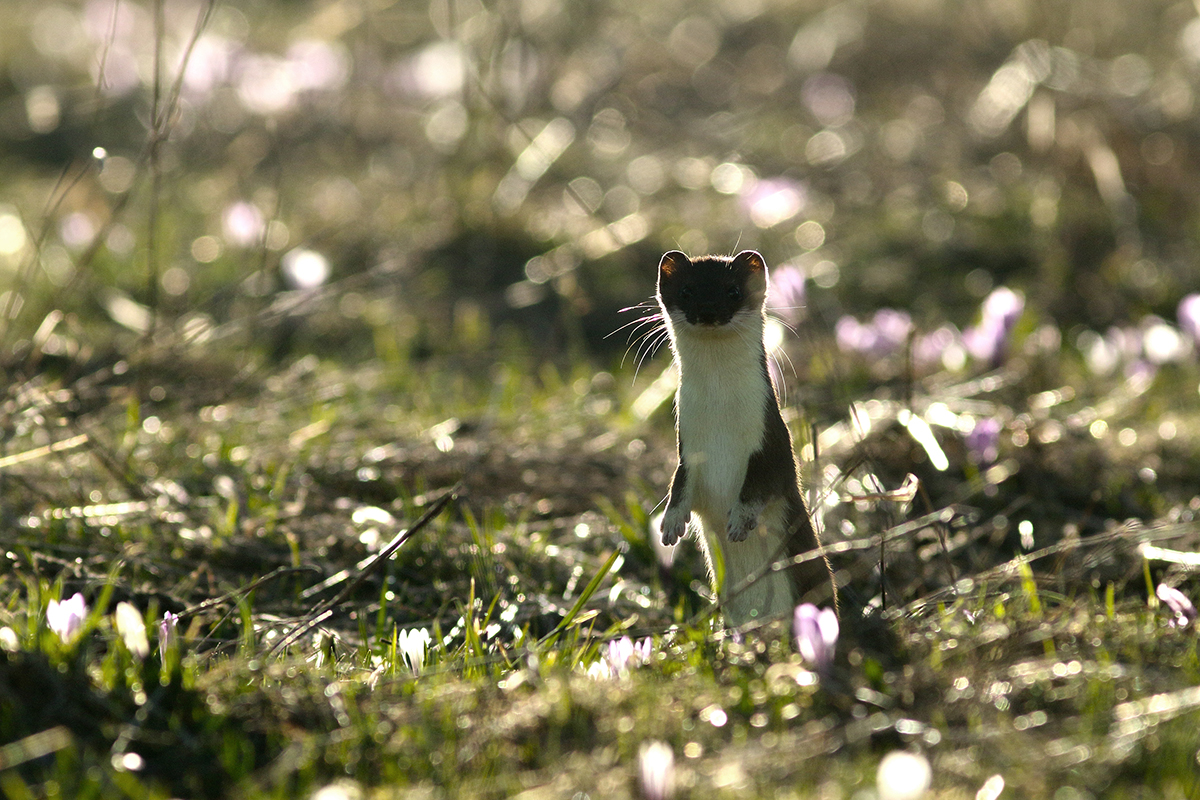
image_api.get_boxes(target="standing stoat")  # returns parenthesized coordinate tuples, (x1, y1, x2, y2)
(656, 249, 834, 627)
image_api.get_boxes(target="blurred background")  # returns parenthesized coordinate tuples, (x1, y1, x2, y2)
(1, 0, 1198, 376)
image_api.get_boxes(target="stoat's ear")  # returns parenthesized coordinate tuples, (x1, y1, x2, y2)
(731, 250, 767, 275)
(659, 251, 691, 278)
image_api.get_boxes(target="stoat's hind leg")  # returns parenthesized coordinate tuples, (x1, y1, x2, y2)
(727, 498, 765, 542)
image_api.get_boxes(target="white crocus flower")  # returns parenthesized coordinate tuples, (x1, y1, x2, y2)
(396, 628, 432, 675)
(115, 602, 150, 659)
(46, 592, 87, 644)
(638, 740, 676, 800)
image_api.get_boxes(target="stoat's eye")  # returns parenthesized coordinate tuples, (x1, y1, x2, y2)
(680, 286, 694, 301)
(727, 285, 742, 302)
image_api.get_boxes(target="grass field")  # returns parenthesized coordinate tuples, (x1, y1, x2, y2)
(3, 0, 1200, 797)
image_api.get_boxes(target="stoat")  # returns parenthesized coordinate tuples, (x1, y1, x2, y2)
(656, 249, 834, 627)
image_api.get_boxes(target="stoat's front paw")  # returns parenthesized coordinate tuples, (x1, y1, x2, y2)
(660, 505, 690, 546)
(727, 500, 765, 542)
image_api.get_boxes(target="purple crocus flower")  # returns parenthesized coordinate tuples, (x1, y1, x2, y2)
(767, 265, 807, 325)
(964, 287, 1024, 366)
(913, 325, 964, 372)
(964, 417, 1002, 464)
(607, 636, 634, 674)
(1177, 293, 1200, 346)
(1108, 325, 1143, 362)
(871, 309, 914, 355)
(835, 309, 913, 359)
(605, 635, 653, 676)
(1156, 584, 1197, 628)
(46, 593, 87, 644)
(793, 603, 838, 671)
(836, 315, 873, 354)
(159, 611, 179, 653)
(982, 286, 1024, 329)
(633, 635, 653, 665)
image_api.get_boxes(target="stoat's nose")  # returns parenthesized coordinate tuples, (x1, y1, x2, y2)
(689, 305, 728, 326)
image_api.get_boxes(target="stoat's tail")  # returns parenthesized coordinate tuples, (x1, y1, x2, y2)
(783, 499, 838, 613)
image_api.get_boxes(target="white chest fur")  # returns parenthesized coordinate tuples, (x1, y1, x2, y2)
(669, 313, 768, 528)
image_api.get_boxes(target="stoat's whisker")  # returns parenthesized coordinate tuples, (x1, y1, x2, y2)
(619, 315, 664, 346)
(632, 329, 670, 378)
(612, 301, 669, 373)
(625, 318, 667, 366)
(607, 305, 662, 339)
(770, 348, 795, 407)
(767, 313, 799, 338)
(773, 345, 796, 382)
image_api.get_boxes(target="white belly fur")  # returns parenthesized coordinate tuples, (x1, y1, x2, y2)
(672, 320, 797, 624)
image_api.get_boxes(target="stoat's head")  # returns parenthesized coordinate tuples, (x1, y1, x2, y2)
(656, 250, 768, 331)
